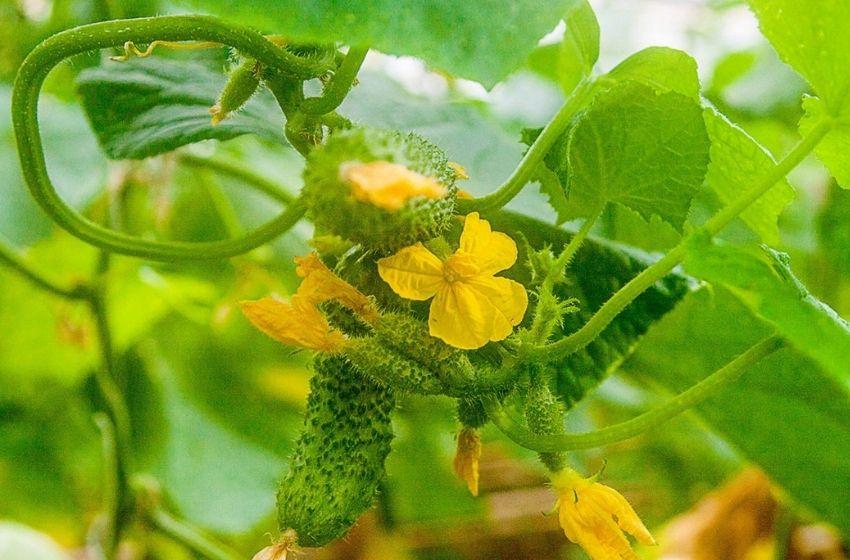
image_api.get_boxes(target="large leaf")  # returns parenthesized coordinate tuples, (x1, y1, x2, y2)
(622, 288, 850, 536)
(76, 58, 285, 159)
(684, 236, 850, 387)
(703, 107, 795, 245)
(606, 47, 700, 100)
(490, 211, 693, 407)
(800, 96, 850, 189)
(526, 0, 599, 94)
(747, 0, 850, 113)
(179, 0, 578, 89)
(563, 81, 710, 230)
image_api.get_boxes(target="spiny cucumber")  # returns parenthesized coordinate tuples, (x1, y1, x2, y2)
(277, 355, 395, 547)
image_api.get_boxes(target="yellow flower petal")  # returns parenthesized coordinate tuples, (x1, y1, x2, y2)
(552, 468, 654, 560)
(377, 243, 445, 300)
(448, 161, 469, 180)
(453, 427, 482, 496)
(342, 160, 446, 211)
(459, 212, 518, 275)
(240, 296, 346, 353)
(465, 275, 528, 327)
(429, 282, 512, 349)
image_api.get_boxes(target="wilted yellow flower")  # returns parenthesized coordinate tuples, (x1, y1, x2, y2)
(240, 296, 347, 353)
(377, 213, 527, 349)
(342, 160, 446, 211)
(294, 252, 378, 323)
(552, 468, 655, 560)
(453, 427, 482, 496)
(241, 253, 377, 352)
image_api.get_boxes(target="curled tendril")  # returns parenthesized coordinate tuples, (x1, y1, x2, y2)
(12, 15, 328, 262)
(109, 39, 223, 62)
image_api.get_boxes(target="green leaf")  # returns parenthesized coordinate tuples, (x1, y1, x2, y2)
(622, 288, 850, 537)
(490, 211, 693, 407)
(684, 236, 850, 387)
(703, 107, 795, 244)
(801, 96, 850, 189)
(527, 0, 599, 93)
(606, 47, 701, 100)
(76, 58, 285, 159)
(817, 183, 850, 277)
(179, 0, 578, 89)
(534, 163, 571, 224)
(564, 81, 710, 230)
(747, 0, 850, 112)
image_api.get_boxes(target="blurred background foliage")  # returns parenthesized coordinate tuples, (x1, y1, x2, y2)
(1, 0, 849, 558)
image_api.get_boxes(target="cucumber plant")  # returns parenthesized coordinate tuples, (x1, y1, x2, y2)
(3, 0, 850, 559)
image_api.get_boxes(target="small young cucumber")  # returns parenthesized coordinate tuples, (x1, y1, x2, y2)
(277, 355, 395, 547)
(209, 58, 260, 125)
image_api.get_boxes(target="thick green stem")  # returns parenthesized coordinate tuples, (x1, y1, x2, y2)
(12, 16, 310, 261)
(148, 509, 242, 560)
(92, 413, 120, 558)
(300, 46, 368, 115)
(457, 78, 597, 214)
(489, 336, 783, 452)
(525, 119, 832, 363)
(178, 153, 295, 205)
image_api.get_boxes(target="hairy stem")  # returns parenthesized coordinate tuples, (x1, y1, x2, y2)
(148, 509, 242, 560)
(524, 118, 832, 363)
(542, 209, 601, 292)
(301, 46, 369, 115)
(489, 336, 783, 452)
(457, 78, 597, 214)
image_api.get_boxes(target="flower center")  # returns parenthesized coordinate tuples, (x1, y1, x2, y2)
(442, 252, 479, 283)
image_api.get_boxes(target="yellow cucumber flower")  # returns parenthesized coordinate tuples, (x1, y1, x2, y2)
(240, 296, 346, 353)
(241, 253, 376, 352)
(377, 212, 528, 349)
(453, 427, 482, 496)
(342, 160, 446, 211)
(552, 468, 655, 560)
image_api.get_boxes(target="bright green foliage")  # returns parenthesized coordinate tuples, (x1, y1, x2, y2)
(302, 127, 457, 251)
(180, 0, 578, 88)
(606, 47, 701, 100)
(527, 0, 599, 93)
(685, 236, 850, 387)
(623, 288, 850, 535)
(563, 81, 710, 229)
(748, 0, 850, 113)
(277, 355, 395, 547)
(801, 96, 850, 189)
(703, 107, 795, 244)
(76, 59, 285, 159)
(818, 184, 850, 277)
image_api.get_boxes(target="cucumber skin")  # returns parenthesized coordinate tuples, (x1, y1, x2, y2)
(277, 355, 395, 547)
